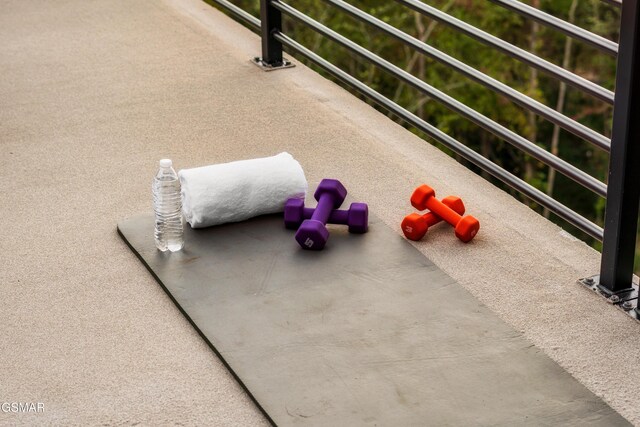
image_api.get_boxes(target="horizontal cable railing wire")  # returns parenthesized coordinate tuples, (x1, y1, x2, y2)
(272, 31, 604, 240)
(601, 0, 621, 7)
(323, 0, 610, 152)
(272, 0, 607, 198)
(487, 0, 618, 55)
(210, 0, 260, 29)
(394, 0, 615, 104)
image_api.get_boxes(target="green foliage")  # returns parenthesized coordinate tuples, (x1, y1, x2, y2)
(209, 0, 634, 269)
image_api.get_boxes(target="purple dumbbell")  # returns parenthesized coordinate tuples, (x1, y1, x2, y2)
(284, 198, 368, 233)
(293, 179, 367, 250)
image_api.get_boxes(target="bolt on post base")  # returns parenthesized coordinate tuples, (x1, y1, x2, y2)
(251, 57, 295, 71)
(578, 275, 639, 322)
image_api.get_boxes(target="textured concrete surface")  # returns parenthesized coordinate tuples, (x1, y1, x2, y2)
(1, 0, 639, 425)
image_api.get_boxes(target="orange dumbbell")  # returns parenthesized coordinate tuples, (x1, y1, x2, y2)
(401, 196, 465, 241)
(410, 185, 480, 243)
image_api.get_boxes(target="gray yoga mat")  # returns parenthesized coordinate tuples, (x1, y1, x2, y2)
(118, 212, 628, 426)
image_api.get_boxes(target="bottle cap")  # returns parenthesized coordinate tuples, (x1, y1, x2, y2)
(159, 159, 172, 168)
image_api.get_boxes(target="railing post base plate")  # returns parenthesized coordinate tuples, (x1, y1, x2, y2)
(578, 275, 639, 322)
(251, 57, 295, 71)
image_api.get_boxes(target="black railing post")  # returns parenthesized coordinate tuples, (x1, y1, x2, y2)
(260, 0, 283, 65)
(252, 0, 293, 70)
(599, 0, 640, 295)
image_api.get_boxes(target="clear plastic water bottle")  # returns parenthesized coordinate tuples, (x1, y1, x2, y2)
(152, 159, 184, 252)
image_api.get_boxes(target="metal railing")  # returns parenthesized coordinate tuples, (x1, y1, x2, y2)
(211, 0, 640, 314)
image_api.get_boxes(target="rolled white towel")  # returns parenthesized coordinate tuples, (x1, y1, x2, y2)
(178, 152, 308, 228)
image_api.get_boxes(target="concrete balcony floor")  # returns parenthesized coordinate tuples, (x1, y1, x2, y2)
(1, 0, 639, 425)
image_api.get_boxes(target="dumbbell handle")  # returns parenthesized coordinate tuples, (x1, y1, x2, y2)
(303, 207, 349, 224)
(424, 196, 462, 226)
(419, 196, 464, 226)
(310, 192, 336, 225)
(421, 211, 445, 227)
